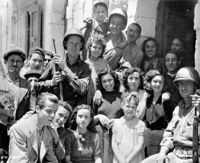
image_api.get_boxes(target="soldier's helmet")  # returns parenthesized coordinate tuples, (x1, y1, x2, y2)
(63, 28, 85, 50)
(109, 8, 127, 30)
(174, 67, 200, 89)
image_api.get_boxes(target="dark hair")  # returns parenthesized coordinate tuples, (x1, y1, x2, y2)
(128, 23, 142, 35)
(142, 37, 159, 59)
(37, 93, 58, 109)
(69, 104, 96, 133)
(143, 69, 162, 91)
(97, 69, 120, 93)
(29, 47, 45, 60)
(123, 67, 143, 91)
(86, 33, 106, 58)
(59, 101, 72, 128)
(93, 2, 108, 11)
(44, 50, 54, 58)
(59, 101, 72, 114)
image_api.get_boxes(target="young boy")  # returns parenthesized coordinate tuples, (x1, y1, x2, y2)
(112, 92, 146, 163)
(52, 101, 72, 163)
(104, 8, 127, 70)
(20, 47, 45, 79)
(120, 23, 143, 68)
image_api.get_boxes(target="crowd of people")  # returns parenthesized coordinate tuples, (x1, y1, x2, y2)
(1, 1, 200, 163)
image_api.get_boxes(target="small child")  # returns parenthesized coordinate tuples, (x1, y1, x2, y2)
(52, 101, 72, 163)
(112, 92, 146, 163)
(65, 104, 102, 163)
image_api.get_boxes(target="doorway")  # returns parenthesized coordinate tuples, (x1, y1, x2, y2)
(156, 0, 197, 67)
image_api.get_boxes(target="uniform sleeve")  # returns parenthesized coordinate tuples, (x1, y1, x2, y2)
(160, 106, 180, 149)
(93, 133, 101, 157)
(7, 126, 30, 163)
(64, 65, 91, 96)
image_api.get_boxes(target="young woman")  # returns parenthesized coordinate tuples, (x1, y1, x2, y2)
(94, 70, 123, 163)
(141, 37, 164, 74)
(143, 70, 168, 156)
(66, 104, 101, 163)
(122, 67, 148, 119)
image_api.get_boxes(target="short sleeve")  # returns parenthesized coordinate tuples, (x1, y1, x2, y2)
(93, 133, 101, 157)
(136, 120, 147, 136)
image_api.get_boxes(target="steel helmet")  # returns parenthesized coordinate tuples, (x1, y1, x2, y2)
(109, 8, 127, 30)
(174, 67, 200, 88)
(93, 0, 108, 10)
(63, 28, 85, 50)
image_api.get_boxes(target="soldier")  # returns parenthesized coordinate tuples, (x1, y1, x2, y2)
(40, 28, 91, 108)
(141, 67, 200, 163)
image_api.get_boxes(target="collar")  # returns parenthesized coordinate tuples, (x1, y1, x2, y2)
(167, 72, 176, 78)
(66, 55, 82, 66)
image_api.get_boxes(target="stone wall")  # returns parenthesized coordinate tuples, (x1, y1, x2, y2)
(194, 0, 200, 72)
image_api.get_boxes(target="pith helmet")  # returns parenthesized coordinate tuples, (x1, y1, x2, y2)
(63, 28, 85, 50)
(109, 8, 127, 29)
(174, 67, 200, 88)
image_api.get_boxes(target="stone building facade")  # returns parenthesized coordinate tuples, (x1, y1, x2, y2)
(0, 0, 200, 73)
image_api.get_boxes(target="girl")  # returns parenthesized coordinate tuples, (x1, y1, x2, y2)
(66, 104, 102, 163)
(141, 37, 164, 74)
(122, 67, 148, 119)
(112, 92, 146, 163)
(85, 33, 110, 105)
(94, 70, 123, 163)
(143, 70, 168, 156)
(86, 33, 109, 76)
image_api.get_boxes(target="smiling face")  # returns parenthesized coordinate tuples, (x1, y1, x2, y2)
(76, 108, 91, 129)
(151, 75, 164, 93)
(94, 4, 108, 23)
(126, 24, 140, 43)
(145, 40, 157, 59)
(109, 15, 125, 35)
(127, 72, 140, 92)
(165, 52, 179, 73)
(101, 73, 115, 92)
(65, 35, 82, 61)
(178, 80, 195, 99)
(90, 42, 103, 59)
(5, 54, 24, 74)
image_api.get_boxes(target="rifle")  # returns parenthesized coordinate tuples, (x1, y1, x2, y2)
(52, 39, 64, 101)
(193, 89, 200, 163)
